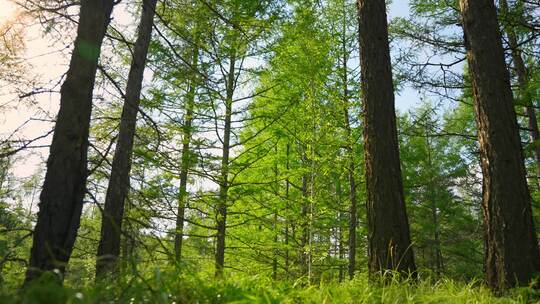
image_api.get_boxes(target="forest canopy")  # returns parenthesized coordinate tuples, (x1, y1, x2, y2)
(1, 0, 540, 303)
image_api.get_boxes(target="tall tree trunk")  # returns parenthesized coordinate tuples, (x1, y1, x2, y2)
(272, 211, 279, 280)
(95, 0, 157, 278)
(341, 27, 358, 281)
(215, 53, 236, 278)
(272, 146, 279, 280)
(284, 143, 290, 278)
(120, 198, 136, 273)
(174, 46, 200, 263)
(300, 150, 309, 278)
(24, 0, 114, 284)
(431, 202, 443, 274)
(425, 129, 443, 275)
(347, 145, 358, 280)
(336, 178, 345, 282)
(459, 0, 540, 290)
(356, 0, 416, 276)
(500, 0, 540, 186)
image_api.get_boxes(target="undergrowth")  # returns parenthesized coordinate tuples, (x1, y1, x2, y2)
(1, 270, 539, 303)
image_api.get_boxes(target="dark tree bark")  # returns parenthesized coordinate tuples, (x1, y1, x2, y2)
(425, 129, 443, 275)
(356, 0, 416, 276)
(95, 0, 157, 278)
(215, 53, 236, 278)
(500, 0, 540, 186)
(174, 46, 199, 263)
(340, 32, 358, 281)
(459, 0, 540, 290)
(24, 0, 114, 284)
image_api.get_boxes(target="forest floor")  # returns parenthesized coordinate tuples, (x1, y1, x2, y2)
(2, 271, 539, 303)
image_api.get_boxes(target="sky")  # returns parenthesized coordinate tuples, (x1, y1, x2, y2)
(388, 0, 422, 112)
(0, 0, 419, 181)
(0, 1, 16, 20)
(389, 0, 411, 19)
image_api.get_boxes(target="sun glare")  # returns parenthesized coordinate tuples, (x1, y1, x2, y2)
(0, 0, 18, 26)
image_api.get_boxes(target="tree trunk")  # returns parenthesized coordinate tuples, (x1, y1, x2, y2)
(95, 0, 156, 279)
(174, 46, 199, 263)
(356, 0, 416, 276)
(215, 53, 236, 278)
(284, 143, 290, 278)
(500, 0, 540, 186)
(431, 203, 443, 274)
(120, 198, 136, 273)
(300, 150, 309, 277)
(272, 147, 279, 280)
(347, 155, 358, 279)
(24, 0, 114, 284)
(425, 129, 443, 275)
(341, 29, 358, 281)
(459, 0, 540, 290)
(272, 211, 278, 280)
(336, 178, 345, 282)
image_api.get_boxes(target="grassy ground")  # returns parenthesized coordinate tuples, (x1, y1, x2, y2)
(2, 271, 539, 303)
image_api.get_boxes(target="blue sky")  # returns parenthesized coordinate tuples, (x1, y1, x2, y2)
(389, 0, 411, 19)
(388, 0, 421, 112)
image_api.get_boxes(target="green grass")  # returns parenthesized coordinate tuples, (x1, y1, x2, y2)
(2, 270, 539, 303)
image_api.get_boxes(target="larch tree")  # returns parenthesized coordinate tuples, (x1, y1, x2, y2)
(96, 0, 157, 278)
(24, 0, 115, 284)
(326, 0, 361, 280)
(210, 0, 280, 278)
(458, 0, 540, 290)
(214, 46, 235, 278)
(356, 0, 416, 276)
(499, 0, 540, 186)
(174, 44, 200, 263)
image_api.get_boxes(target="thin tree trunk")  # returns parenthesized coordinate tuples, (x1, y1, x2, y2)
(25, 0, 114, 284)
(431, 203, 443, 274)
(500, 0, 540, 186)
(272, 146, 279, 280)
(356, 0, 416, 276)
(300, 150, 309, 277)
(272, 211, 278, 280)
(459, 0, 540, 290)
(215, 53, 236, 278)
(174, 46, 199, 263)
(336, 178, 345, 282)
(341, 24, 358, 281)
(95, 0, 157, 278)
(425, 128, 443, 275)
(347, 153, 358, 279)
(284, 143, 290, 278)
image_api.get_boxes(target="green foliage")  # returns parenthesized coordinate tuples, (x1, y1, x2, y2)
(2, 270, 538, 303)
(4, 0, 540, 301)
(399, 101, 482, 279)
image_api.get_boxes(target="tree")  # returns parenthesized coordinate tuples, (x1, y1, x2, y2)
(0, 10, 27, 87)
(399, 102, 483, 278)
(95, 0, 157, 278)
(326, 0, 361, 280)
(174, 44, 200, 263)
(459, 0, 540, 290)
(24, 0, 115, 284)
(500, 0, 540, 187)
(206, 0, 281, 278)
(356, 0, 416, 276)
